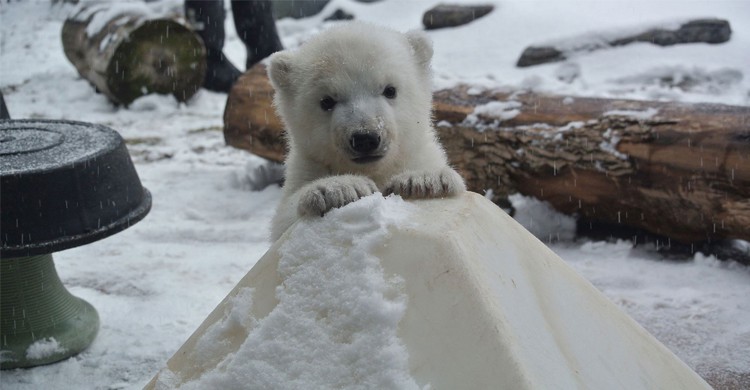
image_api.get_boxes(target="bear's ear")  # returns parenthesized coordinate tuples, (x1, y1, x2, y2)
(405, 30, 433, 69)
(267, 51, 295, 92)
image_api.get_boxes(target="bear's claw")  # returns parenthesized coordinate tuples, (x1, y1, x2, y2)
(383, 168, 466, 198)
(298, 175, 379, 217)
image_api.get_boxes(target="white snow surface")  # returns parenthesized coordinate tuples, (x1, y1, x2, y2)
(158, 195, 421, 390)
(1, 0, 749, 389)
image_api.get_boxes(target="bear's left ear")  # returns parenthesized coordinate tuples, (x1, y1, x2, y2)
(405, 30, 433, 69)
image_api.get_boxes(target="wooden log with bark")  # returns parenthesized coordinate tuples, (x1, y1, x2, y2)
(62, 3, 206, 106)
(224, 64, 750, 245)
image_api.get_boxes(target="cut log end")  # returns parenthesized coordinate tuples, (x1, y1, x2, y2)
(62, 4, 207, 106)
(108, 20, 205, 105)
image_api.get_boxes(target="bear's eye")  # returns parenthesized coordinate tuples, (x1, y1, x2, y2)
(320, 96, 337, 112)
(383, 85, 397, 99)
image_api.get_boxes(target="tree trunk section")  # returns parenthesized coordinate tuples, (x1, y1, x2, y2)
(434, 88, 750, 245)
(62, 4, 206, 106)
(224, 64, 750, 245)
(223, 65, 285, 162)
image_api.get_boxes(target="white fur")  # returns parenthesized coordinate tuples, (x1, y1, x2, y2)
(268, 22, 465, 241)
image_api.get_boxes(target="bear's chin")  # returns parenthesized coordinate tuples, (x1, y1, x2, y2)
(351, 155, 384, 164)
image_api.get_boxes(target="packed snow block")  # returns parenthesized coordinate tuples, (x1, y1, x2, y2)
(146, 192, 710, 389)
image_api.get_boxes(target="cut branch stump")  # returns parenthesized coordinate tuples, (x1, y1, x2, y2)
(62, 3, 206, 105)
(224, 64, 750, 245)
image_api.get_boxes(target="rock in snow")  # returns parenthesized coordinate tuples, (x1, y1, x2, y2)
(422, 4, 494, 30)
(146, 192, 710, 390)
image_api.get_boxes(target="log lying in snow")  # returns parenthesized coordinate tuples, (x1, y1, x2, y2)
(62, 3, 206, 105)
(433, 88, 750, 245)
(223, 65, 285, 162)
(517, 18, 732, 67)
(145, 193, 712, 389)
(223, 64, 750, 245)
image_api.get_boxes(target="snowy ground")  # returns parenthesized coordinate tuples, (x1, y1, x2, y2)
(1, 0, 749, 389)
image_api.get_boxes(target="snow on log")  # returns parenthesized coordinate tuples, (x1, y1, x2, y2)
(516, 18, 732, 67)
(145, 192, 711, 389)
(223, 64, 750, 245)
(61, 3, 206, 106)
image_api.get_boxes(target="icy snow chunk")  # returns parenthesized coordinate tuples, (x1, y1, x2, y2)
(26, 338, 66, 360)
(162, 194, 423, 390)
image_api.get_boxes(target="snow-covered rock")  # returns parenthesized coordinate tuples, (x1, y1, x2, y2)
(146, 192, 710, 389)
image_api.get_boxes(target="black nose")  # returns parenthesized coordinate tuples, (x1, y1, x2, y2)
(350, 133, 381, 154)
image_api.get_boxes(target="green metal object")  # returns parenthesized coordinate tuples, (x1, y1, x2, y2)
(0, 254, 99, 369)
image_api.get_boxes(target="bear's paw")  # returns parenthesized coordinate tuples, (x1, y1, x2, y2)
(298, 175, 379, 217)
(384, 168, 466, 198)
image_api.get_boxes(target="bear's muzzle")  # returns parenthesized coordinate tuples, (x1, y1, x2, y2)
(349, 132, 384, 163)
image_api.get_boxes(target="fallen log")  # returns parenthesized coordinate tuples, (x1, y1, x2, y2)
(517, 18, 732, 67)
(223, 64, 750, 245)
(62, 3, 206, 105)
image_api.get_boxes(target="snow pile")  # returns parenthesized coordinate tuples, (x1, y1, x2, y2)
(157, 195, 423, 390)
(613, 66, 744, 96)
(25, 338, 67, 361)
(462, 101, 522, 131)
(472, 101, 522, 121)
(509, 193, 577, 242)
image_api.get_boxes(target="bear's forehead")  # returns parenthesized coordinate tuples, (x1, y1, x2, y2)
(300, 44, 411, 85)
(301, 30, 411, 68)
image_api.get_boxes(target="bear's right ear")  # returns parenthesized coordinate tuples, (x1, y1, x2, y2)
(405, 30, 434, 69)
(267, 51, 295, 92)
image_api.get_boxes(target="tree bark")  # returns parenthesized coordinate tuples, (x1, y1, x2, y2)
(62, 4, 206, 106)
(224, 64, 750, 245)
(223, 64, 285, 162)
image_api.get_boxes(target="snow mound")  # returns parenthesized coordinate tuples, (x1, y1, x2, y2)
(25, 338, 66, 361)
(509, 193, 577, 242)
(155, 194, 422, 390)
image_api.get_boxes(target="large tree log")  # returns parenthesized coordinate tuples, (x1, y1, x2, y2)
(62, 3, 206, 106)
(224, 64, 750, 245)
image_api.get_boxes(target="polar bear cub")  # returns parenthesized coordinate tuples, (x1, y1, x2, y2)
(267, 22, 465, 240)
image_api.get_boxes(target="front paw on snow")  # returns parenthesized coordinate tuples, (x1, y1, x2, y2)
(298, 176, 379, 217)
(384, 169, 466, 198)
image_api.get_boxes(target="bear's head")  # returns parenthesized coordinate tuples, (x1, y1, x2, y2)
(267, 22, 434, 173)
